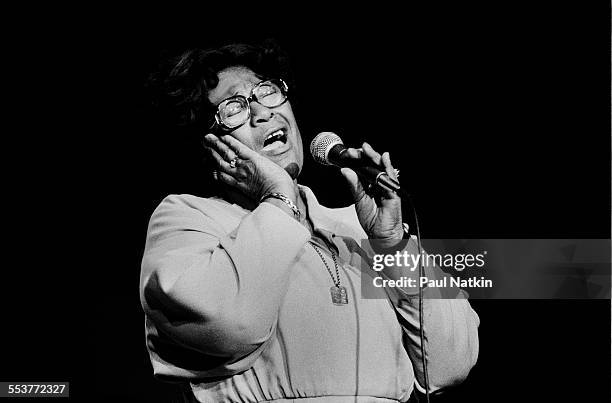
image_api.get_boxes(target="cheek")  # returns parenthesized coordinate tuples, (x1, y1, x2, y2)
(293, 128, 304, 154)
(295, 135, 304, 159)
(279, 102, 297, 123)
(229, 130, 256, 150)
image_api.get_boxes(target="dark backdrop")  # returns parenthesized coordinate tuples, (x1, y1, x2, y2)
(2, 2, 609, 402)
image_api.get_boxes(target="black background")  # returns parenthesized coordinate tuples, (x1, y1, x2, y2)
(2, 2, 610, 402)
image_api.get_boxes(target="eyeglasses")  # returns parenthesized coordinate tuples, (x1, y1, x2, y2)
(212, 78, 289, 130)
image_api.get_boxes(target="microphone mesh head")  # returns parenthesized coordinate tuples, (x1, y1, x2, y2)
(310, 132, 344, 165)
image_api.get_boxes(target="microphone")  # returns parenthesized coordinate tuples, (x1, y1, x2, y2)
(310, 132, 402, 194)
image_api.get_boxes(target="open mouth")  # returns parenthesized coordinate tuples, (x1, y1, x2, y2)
(262, 128, 288, 152)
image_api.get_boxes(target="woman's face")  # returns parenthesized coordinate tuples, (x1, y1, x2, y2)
(207, 66, 304, 179)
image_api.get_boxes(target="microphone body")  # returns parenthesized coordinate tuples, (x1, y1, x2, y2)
(310, 132, 402, 194)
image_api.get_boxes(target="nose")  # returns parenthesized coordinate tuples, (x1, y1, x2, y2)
(250, 102, 274, 125)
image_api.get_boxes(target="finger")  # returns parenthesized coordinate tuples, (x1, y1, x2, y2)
(362, 142, 382, 166)
(381, 152, 397, 180)
(379, 151, 402, 200)
(207, 147, 235, 174)
(216, 170, 241, 188)
(205, 133, 237, 162)
(219, 134, 258, 160)
(340, 167, 367, 203)
(203, 133, 216, 145)
(204, 133, 224, 149)
(343, 147, 364, 160)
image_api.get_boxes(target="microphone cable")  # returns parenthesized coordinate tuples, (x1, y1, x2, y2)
(311, 133, 431, 401)
(362, 165, 431, 402)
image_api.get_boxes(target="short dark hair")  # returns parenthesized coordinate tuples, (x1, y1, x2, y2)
(148, 39, 293, 132)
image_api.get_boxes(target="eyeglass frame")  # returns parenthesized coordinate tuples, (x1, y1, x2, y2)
(210, 78, 289, 131)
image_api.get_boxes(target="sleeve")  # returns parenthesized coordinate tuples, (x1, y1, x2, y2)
(369, 237, 480, 394)
(139, 195, 311, 380)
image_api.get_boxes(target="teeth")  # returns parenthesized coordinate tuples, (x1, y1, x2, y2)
(265, 129, 285, 142)
(263, 129, 287, 148)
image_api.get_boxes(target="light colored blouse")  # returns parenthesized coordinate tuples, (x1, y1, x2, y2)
(140, 186, 479, 402)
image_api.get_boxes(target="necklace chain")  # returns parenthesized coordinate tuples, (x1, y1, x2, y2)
(309, 241, 341, 287)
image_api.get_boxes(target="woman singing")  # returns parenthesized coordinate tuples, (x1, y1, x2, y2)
(140, 41, 479, 402)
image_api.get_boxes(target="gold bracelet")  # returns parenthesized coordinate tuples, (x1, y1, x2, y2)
(259, 192, 301, 220)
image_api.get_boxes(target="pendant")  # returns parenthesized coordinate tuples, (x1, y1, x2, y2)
(330, 286, 349, 305)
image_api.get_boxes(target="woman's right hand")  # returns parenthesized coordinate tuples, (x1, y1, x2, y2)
(204, 133, 297, 202)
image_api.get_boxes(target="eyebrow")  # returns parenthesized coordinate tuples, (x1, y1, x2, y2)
(222, 79, 266, 101)
(227, 84, 244, 97)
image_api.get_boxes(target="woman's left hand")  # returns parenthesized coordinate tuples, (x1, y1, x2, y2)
(340, 142, 404, 241)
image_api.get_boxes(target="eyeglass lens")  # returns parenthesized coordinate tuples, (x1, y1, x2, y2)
(217, 80, 286, 129)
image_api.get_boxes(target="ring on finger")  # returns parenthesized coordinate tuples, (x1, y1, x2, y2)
(229, 158, 238, 169)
